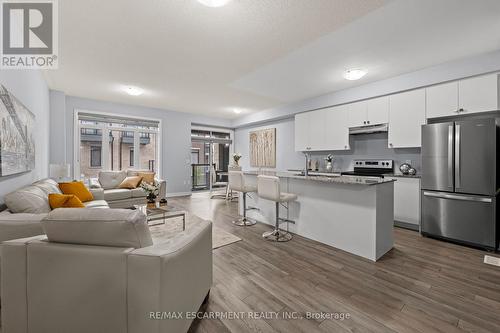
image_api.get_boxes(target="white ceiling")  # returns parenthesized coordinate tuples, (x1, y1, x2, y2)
(45, 0, 500, 120)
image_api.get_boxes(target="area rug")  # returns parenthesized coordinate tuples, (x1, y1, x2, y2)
(148, 213, 241, 249)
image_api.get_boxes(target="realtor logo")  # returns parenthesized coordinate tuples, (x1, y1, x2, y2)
(1, 0, 58, 69)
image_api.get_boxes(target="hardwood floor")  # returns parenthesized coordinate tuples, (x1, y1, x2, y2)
(169, 192, 500, 333)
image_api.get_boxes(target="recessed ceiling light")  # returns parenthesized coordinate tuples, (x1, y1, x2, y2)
(123, 86, 143, 96)
(197, 0, 232, 7)
(344, 69, 367, 81)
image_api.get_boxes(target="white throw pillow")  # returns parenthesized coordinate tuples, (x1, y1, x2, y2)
(4, 185, 51, 214)
(98, 171, 127, 190)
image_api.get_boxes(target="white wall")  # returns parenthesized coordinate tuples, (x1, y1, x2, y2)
(0, 70, 50, 203)
(234, 118, 304, 172)
(49, 93, 232, 195)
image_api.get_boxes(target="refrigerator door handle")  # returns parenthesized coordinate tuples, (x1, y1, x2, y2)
(423, 191, 492, 203)
(455, 124, 461, 189)
(448, 125, 453, 188)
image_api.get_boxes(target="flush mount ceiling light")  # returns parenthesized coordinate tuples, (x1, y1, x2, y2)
(123, 86, 143, 96)
(197, 0, 232, 7)
(344, 69, 367, 81)
(233, 108, 242, 114)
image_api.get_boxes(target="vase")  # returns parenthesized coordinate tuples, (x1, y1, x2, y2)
(147, 193, 156, 204)
(326, 161, 333, 172)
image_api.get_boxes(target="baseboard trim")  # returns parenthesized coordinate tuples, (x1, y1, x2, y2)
(166, 192, 192, 198)
(394, 220, 419, 231)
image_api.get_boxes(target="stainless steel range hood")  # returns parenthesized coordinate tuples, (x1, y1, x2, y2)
(349, 123, 388, 135)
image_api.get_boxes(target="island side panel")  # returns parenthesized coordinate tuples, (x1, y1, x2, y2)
(375, 181, 395, 260)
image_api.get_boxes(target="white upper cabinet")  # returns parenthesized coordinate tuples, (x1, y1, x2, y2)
(325, 105, 350, 151)
(459, 74, 499, 114)
(426, 81, 459, 118)
(426, 74, 499, 119)
(294, 107, 350, 151)
(388, 89, 426, 148)
(308, 109, 329, 151)
(294, 112, 310, 151)
(347, 101, 367, 127)
(348, 97, 389, 127)
(366, 96, 389, 125)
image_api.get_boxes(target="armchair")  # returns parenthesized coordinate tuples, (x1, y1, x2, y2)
(1, 208, 212, 333)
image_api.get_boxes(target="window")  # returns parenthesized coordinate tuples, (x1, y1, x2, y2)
(90, 146, 102, 167)
(76, 112, 160, 179)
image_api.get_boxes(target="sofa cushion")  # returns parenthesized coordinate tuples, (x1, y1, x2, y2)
(104, 189, 132, 201)
(98, 171, 127, 190)
(32, 178, 62, 195)
(4, 185, 51, 214)
(83, 200, 109, 208)
(48, 194, 85, 209)
(58, 181, 94, 202)
(118, 176, 143, 189)
(0, 211, 45, 242)
(41, 208, 152, 248)
(131, 188, 147, 198)
(127, 169, 155, 184)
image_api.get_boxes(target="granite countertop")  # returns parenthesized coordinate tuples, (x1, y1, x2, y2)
(383, 173, 421, 179)
(243, 170, 396, 186)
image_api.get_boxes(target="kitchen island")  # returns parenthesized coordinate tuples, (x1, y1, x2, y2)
(240, 171, 395, 261)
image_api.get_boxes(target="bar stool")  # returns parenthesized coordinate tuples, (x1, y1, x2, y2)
(228, 171, 257, 226)
(257, 175, 297, 242)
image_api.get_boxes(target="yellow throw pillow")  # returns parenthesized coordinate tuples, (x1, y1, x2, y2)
(58, 181, 94, 202)
(48, 193, 85, 209)
(138, 172, 155, 184)
(118, 176, 143, 189)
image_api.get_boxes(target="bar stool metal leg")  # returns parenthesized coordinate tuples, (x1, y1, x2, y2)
(263, 202, 292, 242)
(232, 192, 256, 226)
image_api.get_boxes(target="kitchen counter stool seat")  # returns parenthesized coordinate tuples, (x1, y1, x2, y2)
(228, 171, 257, 226)
(257, 175, 297, 242)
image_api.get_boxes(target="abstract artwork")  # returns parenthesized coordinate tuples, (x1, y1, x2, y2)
(0, 85, 35, 176)
(249, 128, 276, 168)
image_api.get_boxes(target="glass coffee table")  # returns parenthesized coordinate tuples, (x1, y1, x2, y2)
(134, 204, 187, 230)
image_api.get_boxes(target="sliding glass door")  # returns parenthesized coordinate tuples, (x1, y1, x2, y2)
(191, 129, 232, 191)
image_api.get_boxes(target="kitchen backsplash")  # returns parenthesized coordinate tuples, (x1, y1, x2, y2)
(309, 132, 421, 174)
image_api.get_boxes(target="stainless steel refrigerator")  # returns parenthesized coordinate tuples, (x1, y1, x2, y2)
(421, 118, 499, 250)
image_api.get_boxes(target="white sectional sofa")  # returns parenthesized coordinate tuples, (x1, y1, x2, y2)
(1, 207, 212, 333)
(90, 169, 167, 208)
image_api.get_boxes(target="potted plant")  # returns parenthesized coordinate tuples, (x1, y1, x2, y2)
(324, 154, 334, 172)
(140, 181, 160, 207)
(233, 153, 242, 166)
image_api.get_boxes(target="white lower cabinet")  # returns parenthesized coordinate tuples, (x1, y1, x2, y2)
(388, 177, 421, 228)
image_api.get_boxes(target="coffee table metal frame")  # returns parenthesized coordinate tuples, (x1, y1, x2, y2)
(135, 204, 186, 231)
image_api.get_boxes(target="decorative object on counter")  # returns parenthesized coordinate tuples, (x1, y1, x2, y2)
(325, 154, 334, 172)
(249, 128, 276, 168)
(0, 85, 36, 177)
(232, 152, 242, 166)
(140, 180, 161, 207)
(399, 163, 412, 175)
(408, 168, 417, 176)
